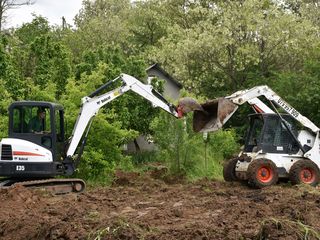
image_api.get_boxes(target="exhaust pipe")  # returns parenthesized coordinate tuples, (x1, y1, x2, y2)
(193, 98, 238, 132)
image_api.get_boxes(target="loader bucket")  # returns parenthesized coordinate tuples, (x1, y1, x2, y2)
(193, 98, 238, 132)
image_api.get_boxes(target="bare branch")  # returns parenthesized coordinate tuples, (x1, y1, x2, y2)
(0, 0, 35, 31)
(3, 0, 35, 9)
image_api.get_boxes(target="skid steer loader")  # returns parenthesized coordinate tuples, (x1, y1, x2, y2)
(179, 86, 320, 188)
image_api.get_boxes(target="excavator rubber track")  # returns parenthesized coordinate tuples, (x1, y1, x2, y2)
(0, 178, 86, 194)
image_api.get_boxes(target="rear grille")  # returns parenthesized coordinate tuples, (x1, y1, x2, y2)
(1, 145, 13, 160)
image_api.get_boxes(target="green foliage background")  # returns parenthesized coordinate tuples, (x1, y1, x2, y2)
(1, 0, 320, 183)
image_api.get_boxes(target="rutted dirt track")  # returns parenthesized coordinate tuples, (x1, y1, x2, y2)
(1, 171, 320, 240)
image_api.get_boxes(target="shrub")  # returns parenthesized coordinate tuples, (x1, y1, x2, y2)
(150, 111, 239, 180)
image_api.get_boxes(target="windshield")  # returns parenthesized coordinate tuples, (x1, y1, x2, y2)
(244, 114, 299, 153)
(261, 115, 298, 148)
(12, 106, 51, 134)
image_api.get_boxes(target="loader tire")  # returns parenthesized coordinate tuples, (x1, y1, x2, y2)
(223, 158, 238, 182)
(247, 159, 278, 188)
(289, 160, 320, 187)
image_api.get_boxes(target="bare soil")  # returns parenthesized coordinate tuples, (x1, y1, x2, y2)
(1, 171, 320, 240)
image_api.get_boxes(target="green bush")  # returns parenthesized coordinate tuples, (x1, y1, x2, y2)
(150, 111, 239, 180)
(131, 151, 159, 165)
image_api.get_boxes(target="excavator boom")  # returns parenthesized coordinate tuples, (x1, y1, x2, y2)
(66, 73, 178, 158)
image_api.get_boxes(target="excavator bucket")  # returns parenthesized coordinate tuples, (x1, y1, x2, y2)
(177, 97, 204, 117)
(193, 98, 238, 132)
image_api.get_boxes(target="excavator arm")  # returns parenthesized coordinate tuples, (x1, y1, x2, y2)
(66, 73, 178, 158)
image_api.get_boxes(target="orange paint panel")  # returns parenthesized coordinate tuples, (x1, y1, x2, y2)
(253, 105, 264, 113)
(13, 151, 44, 157)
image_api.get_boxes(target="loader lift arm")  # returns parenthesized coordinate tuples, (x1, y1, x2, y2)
(66, 73, 178, 160)
(192, 85, 319, 134)
(225, 86, 320, 159)
(225, 85, 319, 133)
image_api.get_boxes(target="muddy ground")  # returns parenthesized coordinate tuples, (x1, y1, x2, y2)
(0, 171, 320, 240)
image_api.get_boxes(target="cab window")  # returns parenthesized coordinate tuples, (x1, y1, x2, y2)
(12, 106, 51, 133)
(55, 110, 64, 142)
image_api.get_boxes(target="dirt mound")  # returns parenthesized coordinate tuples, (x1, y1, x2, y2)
(113, 170, 141, 186)
(0, 175, 320, 240)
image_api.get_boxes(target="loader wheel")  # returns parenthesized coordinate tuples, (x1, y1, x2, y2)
(247, 159, 278, 188)
(223, 158, 238, 182)
(289, 160, 320, 186)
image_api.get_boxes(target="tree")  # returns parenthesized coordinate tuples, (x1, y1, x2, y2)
(149, 0, 319, 97)
(74, 46, 159, 136)
(128, 0, 169, 51)
(0, 36, 24, 98)
(0, 0, 34, 31)
(63, 0, 131, 62)
(10, 16, 71, 98)
(74, 0, 130, 28)
(268, 48, 320, 124)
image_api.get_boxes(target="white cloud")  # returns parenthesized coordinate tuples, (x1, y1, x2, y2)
(4, 0, 83, 28)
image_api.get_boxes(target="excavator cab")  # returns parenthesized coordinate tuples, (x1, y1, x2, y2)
(8, 101, 65, 162)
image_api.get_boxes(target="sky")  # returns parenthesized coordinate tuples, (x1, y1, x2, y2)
(4, 0, 83, 29)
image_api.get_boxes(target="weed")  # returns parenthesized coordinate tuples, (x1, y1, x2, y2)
(87, 218, 157, 240)
(85, 211, 100, 221)
(258, 218, 320, 240)
(87, 227, 110, 240)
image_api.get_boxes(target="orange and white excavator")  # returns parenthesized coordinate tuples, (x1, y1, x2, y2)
(179, 86, 320, 188)
(0, 74, 180, 193)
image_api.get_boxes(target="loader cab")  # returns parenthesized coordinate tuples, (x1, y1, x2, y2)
(244, 113, 299, 154)
(8, 101, 65, 162)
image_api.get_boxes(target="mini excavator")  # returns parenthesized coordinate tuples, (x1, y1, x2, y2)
(0, 74, 180, 193)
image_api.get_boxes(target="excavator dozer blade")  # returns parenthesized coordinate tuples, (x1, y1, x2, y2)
(193, 98, 238, 132)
